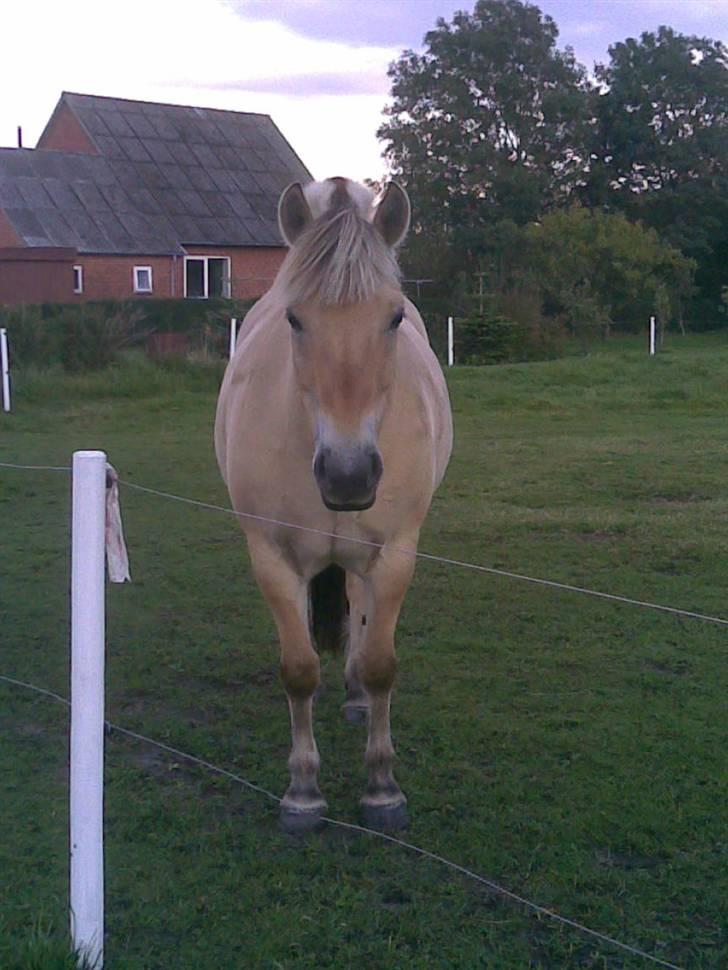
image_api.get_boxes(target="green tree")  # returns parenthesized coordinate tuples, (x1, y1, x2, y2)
(524, 207, 695, 336)
(379, 0, 591, 252)
(589, 27, 728, 325)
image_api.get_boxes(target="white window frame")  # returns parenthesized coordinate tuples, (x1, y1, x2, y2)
(133, 265, 153, 294)
(73, 265, 83, 294)
(183, 255, 231, 299)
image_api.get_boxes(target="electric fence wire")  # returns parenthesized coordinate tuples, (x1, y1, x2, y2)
(1, 457, 722, 967)
(2, 459, 726, 628)
(0, 673, 686, 970)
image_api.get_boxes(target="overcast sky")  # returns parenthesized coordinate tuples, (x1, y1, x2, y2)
(2, 0, 727, 182)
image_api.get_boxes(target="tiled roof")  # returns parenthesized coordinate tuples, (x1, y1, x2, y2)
(0, 92, 312, 254)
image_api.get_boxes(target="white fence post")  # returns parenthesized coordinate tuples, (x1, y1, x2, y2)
(447, 316, 454, 367)
(649, 316, 656, 356)
(1, 327, 10, 412)
(70, 450, 107, 970)
(229, 317, 237, 359)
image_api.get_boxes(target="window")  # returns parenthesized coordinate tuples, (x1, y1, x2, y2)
(73, 265, 83, 294)
(184, 256, 231, 299)
(133, 266, 153, 293)
(186, 258, 205, 298)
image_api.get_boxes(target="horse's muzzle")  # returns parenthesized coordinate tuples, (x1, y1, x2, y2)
(313, 444, 383, 512)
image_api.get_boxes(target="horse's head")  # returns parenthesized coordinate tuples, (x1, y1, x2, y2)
(277, 178, 410, 512)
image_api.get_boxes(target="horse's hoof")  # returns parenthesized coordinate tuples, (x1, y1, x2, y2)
(342, 703, 368, 725)
(360, 800, 409, 832)
(279, 806, 327, 835)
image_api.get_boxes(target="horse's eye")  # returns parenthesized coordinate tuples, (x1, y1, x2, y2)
(390, 310, 404, 330)
(286, 311, 303, 332)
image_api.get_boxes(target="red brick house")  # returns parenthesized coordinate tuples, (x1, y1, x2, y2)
(0, 92, 312, 306)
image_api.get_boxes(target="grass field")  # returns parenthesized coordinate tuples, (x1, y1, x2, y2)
(1, 334, 727, 969)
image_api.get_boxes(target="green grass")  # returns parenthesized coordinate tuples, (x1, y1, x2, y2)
(0, 920, 93, 970)
(1, 333, 727, 968)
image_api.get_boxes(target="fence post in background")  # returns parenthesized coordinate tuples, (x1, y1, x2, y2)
(649, 316, 656, 356)
(1, 327, 10, 412)
(229, 318, 237, 360)
(447, 316, 454, 367)
(70, 450, 107, 970)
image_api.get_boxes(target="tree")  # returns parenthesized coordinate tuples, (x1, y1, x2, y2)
(588, 27, 728, 324)
(378, 0, 591, 254)
(523, 207, 695, 336)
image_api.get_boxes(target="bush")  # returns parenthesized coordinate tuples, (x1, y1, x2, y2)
(525, 206, 695, 334)
(493, 284, 566, 360)
(126, 296, 255, 336)
(58, 303, 147, 371)
(0, 296, 256, 370)
(453, 281, 565, 366)
(1, 302, 146, 371)
(457, 314, 525, 365)
(1, 304, 53, 367)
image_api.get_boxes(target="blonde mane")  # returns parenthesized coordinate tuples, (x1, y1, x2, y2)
(277, 195, 402, 306)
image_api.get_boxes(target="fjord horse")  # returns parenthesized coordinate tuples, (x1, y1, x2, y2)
(215, 178, 452, 832)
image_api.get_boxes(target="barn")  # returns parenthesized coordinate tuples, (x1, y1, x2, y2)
(0, 92, 312, 306)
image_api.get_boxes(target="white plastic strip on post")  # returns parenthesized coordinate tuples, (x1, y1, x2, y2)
(104, 464, 131, 583)
(1, 327, 10, 412)
(70, 450, 106, 970)
(447, 316, 454, 367)
(649, 315, 656, 356)
(229, 317, 237, 359)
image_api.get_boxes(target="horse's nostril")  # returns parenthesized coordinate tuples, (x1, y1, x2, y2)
(313, 450, 327, 483)
(370, 451, 383, 482)
(314, 443, 381, 507)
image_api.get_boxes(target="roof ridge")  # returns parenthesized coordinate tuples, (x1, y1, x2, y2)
(62, 91, 273, 121)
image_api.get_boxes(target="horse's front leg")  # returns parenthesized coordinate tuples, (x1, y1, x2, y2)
(247, 536, 326, 833)
(358, 545, 416, 831)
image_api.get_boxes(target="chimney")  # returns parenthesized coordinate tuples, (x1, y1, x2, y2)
(17, 126, 23, 149)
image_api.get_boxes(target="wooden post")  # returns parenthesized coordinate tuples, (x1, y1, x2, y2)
(447, 316, 454, 367)
(649, 316, 656, 356)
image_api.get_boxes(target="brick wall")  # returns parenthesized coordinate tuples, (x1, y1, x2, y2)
(77, 254, 175, 301)
(0, 248, 77, 304)
(73, 247, 285, 301)
(1, 246, 287, 305)
(36, 101, 98, 154)
(184, 246, 286, 299)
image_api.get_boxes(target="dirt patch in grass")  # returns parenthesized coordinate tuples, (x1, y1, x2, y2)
(651, 492, 712, 504)
(644, 658, 692, 676)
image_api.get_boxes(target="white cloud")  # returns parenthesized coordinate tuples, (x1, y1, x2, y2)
(568, 21, 611, 40)
(1, 0, 397, 181)
(639, 0, 728, 19)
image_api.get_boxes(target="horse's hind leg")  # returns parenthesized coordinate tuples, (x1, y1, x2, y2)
(247, 536, 326, 833)
(358, 547, 415, 831)
(343, 572, 368, 724)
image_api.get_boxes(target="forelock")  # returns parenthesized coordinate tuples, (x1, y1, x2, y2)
(277, 182, 401, 305)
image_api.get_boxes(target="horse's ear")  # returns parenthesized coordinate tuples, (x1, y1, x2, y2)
(278, 182, 313, 246)
(373, 182, 411, 248)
